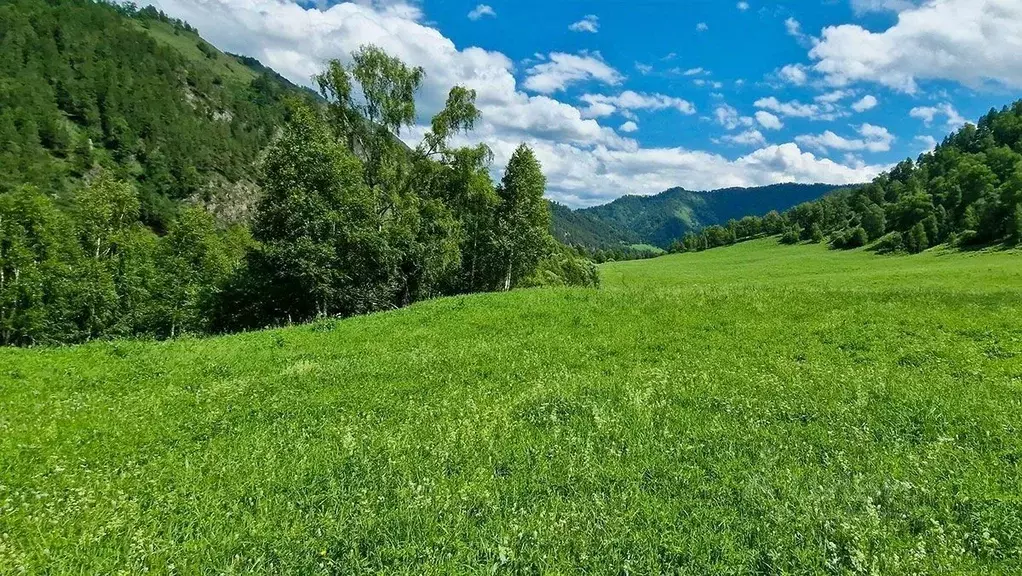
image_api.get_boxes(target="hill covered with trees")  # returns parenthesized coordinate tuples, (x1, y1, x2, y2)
(550, 183, 846, 253)
(0, 0, 323, 230)
(669, 103, 1022, 254)
(0, 0, 596, 346)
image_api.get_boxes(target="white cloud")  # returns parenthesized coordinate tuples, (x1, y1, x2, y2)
(523, 52, 623, 94)
(779, 63, 808, 85)
(619, 121, 639, 133)
(635, 62, 653, 75)
(580, 91, 696, 118)
(814, 90, 852, 104)
(512, 141, 884, 206)
(914, 134, 938, 153)
(722, 129, 767, 147)
(569, 14, 599, 33)
(909, 103, 967, 129)
(785, 17, 801, 37)
(755, 111, 784, 130)
(810, 0, 1022, 93)
(851, 94, 878, 112)
(683, 67, 706, 76)
(715, 104, 755, 130)
(467, 4, 495, 20)
(737, 1, 750, 10)
(795, 123, 895, 153)
(755, 96, 825, 119)
(147, 0, 884, 207)
(696, 22, 709, 31)
(785, 17, 814, 47)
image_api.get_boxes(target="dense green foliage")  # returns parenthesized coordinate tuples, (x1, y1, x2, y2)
(549, 200, 638, 248)
(0, 0, 314, 229)
(2, 239, 1020, 573)
(672, 103, 1022, 254)
(0, 9, 594, 345)
(551, 183, 843, 252)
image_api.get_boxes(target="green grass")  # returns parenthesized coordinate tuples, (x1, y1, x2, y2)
(136, 19, 258, 86)
(2, 239, 1021, 574)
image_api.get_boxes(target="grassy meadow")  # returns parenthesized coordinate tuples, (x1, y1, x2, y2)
(2, 239, 1021, 574)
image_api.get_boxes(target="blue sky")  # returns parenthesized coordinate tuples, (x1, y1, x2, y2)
(146, 0, 1022, 206)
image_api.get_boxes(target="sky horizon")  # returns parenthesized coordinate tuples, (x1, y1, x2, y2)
(139, 0, 1021, 207)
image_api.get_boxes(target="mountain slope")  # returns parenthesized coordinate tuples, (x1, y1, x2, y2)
(548, 201, 639, 249)
(553, 183, 847, 249)
(0, 0, 315, 228)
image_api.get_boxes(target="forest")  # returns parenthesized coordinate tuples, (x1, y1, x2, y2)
(0, 0, 596, 346)
(669, 103, 1022, 254)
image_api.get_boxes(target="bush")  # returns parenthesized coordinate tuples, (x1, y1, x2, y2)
(874, 231, 904, 254)
(904, 222, 929, 254)
(847, 226, 868, 248)
(954, 229, 979, 247)
(522, 248, 601, 288)
(780, 225, 802, 245)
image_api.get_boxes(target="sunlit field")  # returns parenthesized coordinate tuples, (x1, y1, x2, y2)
(2, 239, 1021, 574)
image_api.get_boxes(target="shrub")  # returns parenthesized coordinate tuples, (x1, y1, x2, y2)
(874, 231, 904, 254)
(780, 225, 802, 245)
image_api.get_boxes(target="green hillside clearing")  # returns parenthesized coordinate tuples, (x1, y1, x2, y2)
(2, 240, 1021, 573)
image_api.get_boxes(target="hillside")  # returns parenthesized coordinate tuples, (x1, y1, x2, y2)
(668, 103, 1022, 256)
(548, 200, 639, 249)
(0, 0, 314, 228)
(552, 183, 846, 250)
(2, 239, 1020, 573)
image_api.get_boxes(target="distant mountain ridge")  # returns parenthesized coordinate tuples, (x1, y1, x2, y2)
(551, 183, 850, 250)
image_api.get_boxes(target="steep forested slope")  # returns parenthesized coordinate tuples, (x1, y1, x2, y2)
(551, 183, 845, 250)
(548, 201, 639, 249)
(0, 0, 313, 229)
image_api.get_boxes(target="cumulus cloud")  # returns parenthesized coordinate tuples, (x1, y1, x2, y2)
(785, 17, 815, 47)
(715, 104, 755, 130)
(795, 123, 895, 153)
(619, 121, 639, 133)
(523, 52, 623, 94)
(569, 14, 599, 33)
(814, 90, 852, 104)
(580, 91, 696, 118)
(467, 4, 495, 20)
(754, 96, 839, 120)
(146, 0, 885, 206)
(512, 141, 883, 206)
(810, 0, 1022, 93)
(693, 79, 724, 89)
(737, 1, 750, 10)
(851, 95, 878, 112)
(915, 134, 938, 153)
(778, 63, 809, 85)
(909, 103, 967, 129)
(721, 129, 767, 147)
(696, 22, 709, 31)
(755, 111, 784, 130)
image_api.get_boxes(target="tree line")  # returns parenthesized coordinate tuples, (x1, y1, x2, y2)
(670, 102, 1022, 255)
(0, 45, 597, 346)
